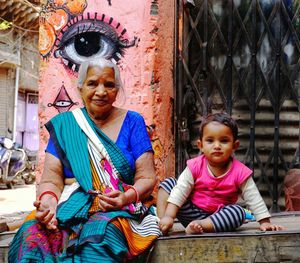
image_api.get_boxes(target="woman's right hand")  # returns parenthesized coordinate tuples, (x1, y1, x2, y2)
(34, 195, 58, 230)
(159, 215, 174, 235)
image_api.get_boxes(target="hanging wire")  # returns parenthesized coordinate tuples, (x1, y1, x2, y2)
(22, 0, 42, 13)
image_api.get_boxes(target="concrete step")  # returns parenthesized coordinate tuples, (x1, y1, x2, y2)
(0, 231, 16, 263)
(148, 212, 300, 263)
(1, 212, 299, 262)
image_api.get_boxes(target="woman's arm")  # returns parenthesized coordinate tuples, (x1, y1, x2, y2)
(131, 151, 157, 201)
(120, 151, 156, 205)
(38, 153, 65, 196)
(97, 151, 156, 210)
(98, 112, 156, 209)
(34, 153, 64, 230)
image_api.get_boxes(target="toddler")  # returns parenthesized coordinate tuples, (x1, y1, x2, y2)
(157, 112, 283, 234)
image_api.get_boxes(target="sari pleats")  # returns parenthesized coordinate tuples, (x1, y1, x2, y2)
(74, 223, 128, 263)
(112, 217, 160, 257)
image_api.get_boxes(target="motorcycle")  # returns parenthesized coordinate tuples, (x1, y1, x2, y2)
(0, 137, 36, 189)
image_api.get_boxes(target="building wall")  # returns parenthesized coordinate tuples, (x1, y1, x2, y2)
(19, 34, 40, 92)
(37, 0, 175, 186)
(0, 27, 40, 146)
(0, 29, 19, 139)
(0, 68, 15, 138)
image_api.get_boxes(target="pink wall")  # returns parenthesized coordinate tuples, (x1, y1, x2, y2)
(37, 0, 175, 189)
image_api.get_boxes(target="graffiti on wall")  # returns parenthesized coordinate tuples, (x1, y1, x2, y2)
(47, 82, 79, 112)
(40, 0, 137, 71)
(37, 0, 174, 183)
(39, 0, 138, 113)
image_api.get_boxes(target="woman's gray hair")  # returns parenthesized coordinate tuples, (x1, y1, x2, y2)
(77, 58, 123, 89)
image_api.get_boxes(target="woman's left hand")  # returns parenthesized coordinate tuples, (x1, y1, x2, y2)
(97, 190, 127, 211)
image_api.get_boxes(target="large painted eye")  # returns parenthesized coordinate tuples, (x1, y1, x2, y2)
(54, 13, 137, 72)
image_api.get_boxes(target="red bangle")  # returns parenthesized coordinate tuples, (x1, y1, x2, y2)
(124, 185, 140, 203)
(39, 191, 59, 203)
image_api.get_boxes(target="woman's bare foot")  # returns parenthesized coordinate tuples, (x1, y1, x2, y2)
(185, 220, 204, 234)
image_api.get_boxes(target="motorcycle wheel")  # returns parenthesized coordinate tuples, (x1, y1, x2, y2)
(6, 182, 13, 189)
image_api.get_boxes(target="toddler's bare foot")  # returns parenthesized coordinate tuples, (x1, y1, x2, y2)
(185, 220, 204, 234)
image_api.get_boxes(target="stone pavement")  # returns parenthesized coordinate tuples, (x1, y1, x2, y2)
(0, 184, 36, 231)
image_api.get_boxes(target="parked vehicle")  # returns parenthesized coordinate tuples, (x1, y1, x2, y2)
(0, 137, 36, 189)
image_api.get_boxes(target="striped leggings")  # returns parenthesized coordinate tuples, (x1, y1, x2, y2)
(159, 177, 246, 232)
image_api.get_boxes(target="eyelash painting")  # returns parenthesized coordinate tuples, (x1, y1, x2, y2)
(39, 0, 138, 72)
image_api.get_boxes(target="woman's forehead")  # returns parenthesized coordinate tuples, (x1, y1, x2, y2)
(87, 66, 114, 77)
(88, 65, 113, 72)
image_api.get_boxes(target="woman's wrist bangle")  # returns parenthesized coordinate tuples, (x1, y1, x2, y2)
(39, 191, 59, 203)
(124, 185, 140, 203)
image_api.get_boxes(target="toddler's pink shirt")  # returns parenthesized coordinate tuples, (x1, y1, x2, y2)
(187, 155, 252, 213)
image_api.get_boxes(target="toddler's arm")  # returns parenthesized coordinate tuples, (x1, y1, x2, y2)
(241, 177, 283, 231)
(159, 203, 180, 235)
(168, 167, 194, 206)
(159, 167, 194, 235)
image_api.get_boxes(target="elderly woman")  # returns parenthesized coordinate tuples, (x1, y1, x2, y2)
(9, 58, 160, 262)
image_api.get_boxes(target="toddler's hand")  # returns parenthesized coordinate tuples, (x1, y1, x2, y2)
(260, 222, 283, 231)
(159, 215, 174, 235)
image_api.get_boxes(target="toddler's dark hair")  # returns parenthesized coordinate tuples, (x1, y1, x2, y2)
(199, 112, 239, 141)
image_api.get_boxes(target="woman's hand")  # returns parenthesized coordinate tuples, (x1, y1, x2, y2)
(34, 195, 58, 230)
(159, 215, 174, 235)
(97, 190, 128, 212)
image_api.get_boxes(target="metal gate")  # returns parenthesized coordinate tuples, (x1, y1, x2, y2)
(175, 0, 300, 211)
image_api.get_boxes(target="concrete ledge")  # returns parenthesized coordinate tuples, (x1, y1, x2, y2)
(0, 231, 16, 263)
(149, 232, 300, 262)
(1, 212, 299, 263)
(148, 212, 300, 263)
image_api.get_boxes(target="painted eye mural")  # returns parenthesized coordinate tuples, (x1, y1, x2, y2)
(54, 13, 137, 72)
(39, 0, 137, 72)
